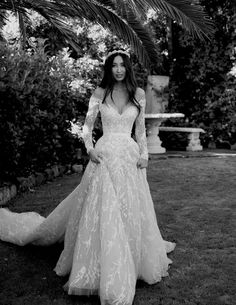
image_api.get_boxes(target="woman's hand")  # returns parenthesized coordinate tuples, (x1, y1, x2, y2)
(89, 149, 103, 164)
(137, 158, 148, 169)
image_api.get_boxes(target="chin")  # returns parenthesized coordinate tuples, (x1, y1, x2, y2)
(115, 78, 125, 82)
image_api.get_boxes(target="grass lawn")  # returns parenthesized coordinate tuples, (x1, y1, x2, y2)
(0, 156, 235, 305)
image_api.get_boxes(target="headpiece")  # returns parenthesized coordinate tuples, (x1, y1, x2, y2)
(106, 49, 130, 60)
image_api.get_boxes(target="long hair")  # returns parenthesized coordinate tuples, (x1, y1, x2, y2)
(100, 50, 140, 112)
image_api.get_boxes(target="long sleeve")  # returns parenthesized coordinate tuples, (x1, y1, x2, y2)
(135, 97, 149, 160)
(82, 95, 100, 154)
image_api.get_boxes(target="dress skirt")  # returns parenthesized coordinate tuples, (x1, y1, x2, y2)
(0, 133, 175, 305)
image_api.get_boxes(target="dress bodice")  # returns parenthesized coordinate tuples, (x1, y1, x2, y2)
(82, 92, 149, 160)
(100, 102, 138, 135)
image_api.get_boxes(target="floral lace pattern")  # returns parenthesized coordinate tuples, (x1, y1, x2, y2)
(0, 91, 175, 305)
(82, 94, 149, 160)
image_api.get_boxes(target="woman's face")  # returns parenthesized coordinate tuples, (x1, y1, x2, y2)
(112, 55, 126, 82)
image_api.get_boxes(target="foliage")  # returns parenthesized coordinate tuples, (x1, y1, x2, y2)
(0, 0, 214, 69)
(166, 0, 236, 146)
(144, 9, 169, 74)
(27, 16, 149, 86)
(201, 76, 236, 144)
(0, 40, 89, 181)
(0, 18, 143, 181)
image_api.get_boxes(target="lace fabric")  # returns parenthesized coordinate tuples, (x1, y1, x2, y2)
(82, 94, 149, 160)
(0, 90, 176, 305)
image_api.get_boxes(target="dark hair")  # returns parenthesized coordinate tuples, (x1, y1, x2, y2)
(100, 49, 140, 111)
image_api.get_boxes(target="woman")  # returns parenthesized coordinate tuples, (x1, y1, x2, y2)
(0, 49, 175, 305)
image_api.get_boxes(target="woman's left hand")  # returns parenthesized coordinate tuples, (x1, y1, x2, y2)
(137, 158, 148, 169)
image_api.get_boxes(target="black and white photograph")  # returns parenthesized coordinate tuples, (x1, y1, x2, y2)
(0, 1, 235, 305)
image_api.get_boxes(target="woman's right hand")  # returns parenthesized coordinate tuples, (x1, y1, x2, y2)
(89, 149, 102, 164)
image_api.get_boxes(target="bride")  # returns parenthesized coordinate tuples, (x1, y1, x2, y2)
(0, 48, 175, 305)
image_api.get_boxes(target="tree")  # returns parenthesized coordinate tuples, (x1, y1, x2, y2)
(167, 0, 236, 145)
(0, 0, 214, 68)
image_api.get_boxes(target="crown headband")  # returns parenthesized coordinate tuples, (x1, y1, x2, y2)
(106, 49, 130, 60)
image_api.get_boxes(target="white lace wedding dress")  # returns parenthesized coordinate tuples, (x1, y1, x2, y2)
(0, 91, 175, 305)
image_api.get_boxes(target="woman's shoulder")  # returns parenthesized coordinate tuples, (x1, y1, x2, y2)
(92, 87, 105, 100)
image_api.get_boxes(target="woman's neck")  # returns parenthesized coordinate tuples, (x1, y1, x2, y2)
(113, 83, 126, 91)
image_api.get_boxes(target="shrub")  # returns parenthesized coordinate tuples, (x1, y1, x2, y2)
(0, 41, 84, 182)
(201, 77, 236, 145)
(166, 0, 236, 147)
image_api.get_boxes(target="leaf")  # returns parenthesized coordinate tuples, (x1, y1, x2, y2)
(126, 0, 215, 39)
(1, 0, 214, 68)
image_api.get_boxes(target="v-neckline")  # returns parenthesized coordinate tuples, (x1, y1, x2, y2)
(106, 101, 132, 116)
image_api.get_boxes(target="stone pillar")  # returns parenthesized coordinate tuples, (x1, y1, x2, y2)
(145, 75, 169, 114)
(146, 118, 166, 154)
(187, 132, 203, 151)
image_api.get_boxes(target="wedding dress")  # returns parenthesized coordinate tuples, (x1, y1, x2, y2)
(0, 91, 175, 305)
